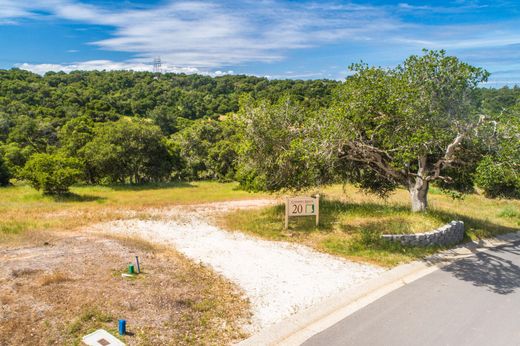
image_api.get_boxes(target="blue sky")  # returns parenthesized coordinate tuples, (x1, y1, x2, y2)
(1, 0, 519, 85)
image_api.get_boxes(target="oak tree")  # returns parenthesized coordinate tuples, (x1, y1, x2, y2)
(328, 50, 489, 211)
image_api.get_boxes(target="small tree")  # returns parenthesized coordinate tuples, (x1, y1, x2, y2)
(236, 96, 329, 191)
(22, 153, 83, 195)
(81, 118, 173, 183)
(327, 50, 489, 211)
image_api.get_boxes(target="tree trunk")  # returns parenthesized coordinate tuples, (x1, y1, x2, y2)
(409, 177, 429, 212)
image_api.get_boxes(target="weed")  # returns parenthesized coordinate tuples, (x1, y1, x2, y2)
(39, 272, 71, 286)
(498, 206, 520, 219)
(67, 307, 113, 337)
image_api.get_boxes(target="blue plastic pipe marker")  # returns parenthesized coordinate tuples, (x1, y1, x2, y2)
(118, 319, 126, 335)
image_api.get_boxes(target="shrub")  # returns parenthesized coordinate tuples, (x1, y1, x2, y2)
(474, 156, 520, 198)
(22, 153, 83, 195)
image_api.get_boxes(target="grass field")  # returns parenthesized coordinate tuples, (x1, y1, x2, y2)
(2, 181, 520, 267)
(219, 185, 520, 267)
(0, 181, 267, 245)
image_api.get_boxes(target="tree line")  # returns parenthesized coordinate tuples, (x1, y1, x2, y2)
(0, 69, 337, 191)
(0, 50, 519, 211)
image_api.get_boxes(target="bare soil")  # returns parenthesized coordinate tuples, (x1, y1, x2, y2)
(0, 234, 250, 345)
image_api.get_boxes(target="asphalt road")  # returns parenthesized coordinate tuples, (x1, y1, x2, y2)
(303, 241, 520, 346)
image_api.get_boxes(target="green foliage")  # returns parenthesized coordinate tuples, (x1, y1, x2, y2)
(0, 64, 518, 200)
(81, 118, 173, 183)
(208, 139, 239, 181)
(0, 69, 337, 181)
(479, 86, 520, 115)
(474, 104, 520, 198)
(475, 156, 520, 198)
(21, 153, 83, 195)
(170, 117, 239, 181)
(235, 50, 494, 211)
(0, 142, 34, 176)
(58, 116, 94, 156)
(325, 50, 489, 209)
(236, 96, 330, 191)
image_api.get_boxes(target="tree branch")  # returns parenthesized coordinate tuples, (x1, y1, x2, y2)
(427, 114, 486, 181)
(341, 141, 406, 182)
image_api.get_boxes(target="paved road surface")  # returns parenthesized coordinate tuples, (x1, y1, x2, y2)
(303, 241, 520, 346)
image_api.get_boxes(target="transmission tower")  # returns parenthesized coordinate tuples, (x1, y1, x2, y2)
(152, 57, 162, 73)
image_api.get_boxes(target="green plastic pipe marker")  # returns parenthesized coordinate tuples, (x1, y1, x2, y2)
(128, 264, 134, 274)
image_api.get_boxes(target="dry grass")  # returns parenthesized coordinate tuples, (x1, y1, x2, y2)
(0, 182, 262, 344)
(10, 268, 42, 278)
(219, 184, 520, 267)
(0, 182, 266, 245)
(38, 271, 72, 286)
(0, 235, 250, 345)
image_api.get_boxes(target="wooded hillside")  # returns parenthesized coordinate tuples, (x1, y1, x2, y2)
(0, 53, 518, 210)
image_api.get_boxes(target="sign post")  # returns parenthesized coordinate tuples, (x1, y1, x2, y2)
(285, 194, 320, 229)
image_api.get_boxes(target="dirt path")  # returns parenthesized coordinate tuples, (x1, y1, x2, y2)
(89, 199, 385, 331)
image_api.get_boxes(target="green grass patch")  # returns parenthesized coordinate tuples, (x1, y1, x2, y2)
(220, 186, 520, 267)
(498, 206, 520, 220)
(220, 199, 444, 267)
(321, 236, 441, 268)
(66, 307, 117, 345)
(0, 221, 31, 235)
(0, 181, 267, 244)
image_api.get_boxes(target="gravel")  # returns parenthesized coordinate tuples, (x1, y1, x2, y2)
(90, 200, 385, 331)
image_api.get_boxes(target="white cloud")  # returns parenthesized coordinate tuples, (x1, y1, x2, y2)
(397, 2, 488, 13)
(15, 60, 233, 76)
(1, 0, 520, 80)
(0, 0, 33, 19)
(0, 0, 406, 68)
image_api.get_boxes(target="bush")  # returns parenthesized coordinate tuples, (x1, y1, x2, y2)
(22, 153, 83, 195)
(475, 156, 520, 198)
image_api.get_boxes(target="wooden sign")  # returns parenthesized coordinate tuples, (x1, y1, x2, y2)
(285, 194, 320, 229)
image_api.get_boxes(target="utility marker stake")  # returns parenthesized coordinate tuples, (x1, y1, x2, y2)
(135, 256, 141, 274)
(118, 319, 126, 336)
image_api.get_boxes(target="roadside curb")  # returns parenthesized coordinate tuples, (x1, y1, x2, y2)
(237, 231, 520, 346)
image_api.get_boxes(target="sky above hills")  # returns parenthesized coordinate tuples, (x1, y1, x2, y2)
(0, 0, 519, 85)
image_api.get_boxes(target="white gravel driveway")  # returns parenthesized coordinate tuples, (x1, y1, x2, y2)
(90, 200, 385, 331)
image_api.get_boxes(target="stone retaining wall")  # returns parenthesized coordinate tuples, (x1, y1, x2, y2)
(381, 221, 465, 247)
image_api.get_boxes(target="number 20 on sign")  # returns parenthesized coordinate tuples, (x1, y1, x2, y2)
(285, 194, 320, 229)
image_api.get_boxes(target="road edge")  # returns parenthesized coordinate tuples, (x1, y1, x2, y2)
(237, 231, 520, 346)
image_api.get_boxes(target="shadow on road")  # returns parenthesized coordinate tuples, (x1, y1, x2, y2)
(441, 241, 520, 295)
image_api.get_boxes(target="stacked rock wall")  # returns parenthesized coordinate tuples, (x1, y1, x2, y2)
(381, 221, 464, 247)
